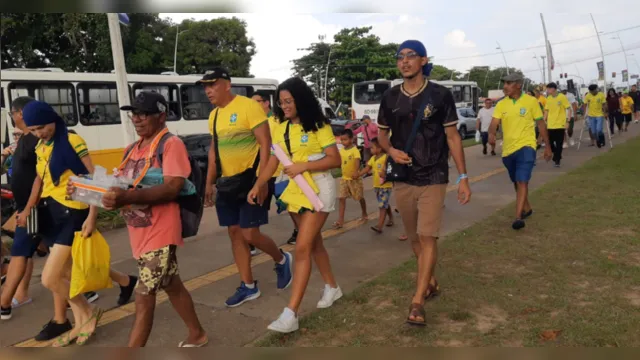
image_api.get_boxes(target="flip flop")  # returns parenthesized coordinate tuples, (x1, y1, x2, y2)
(370, 226, 382, 234)
(398, 235, 408, 241)
(332, 222, 343, 229)
(178, 339, 209, 347)
(386, 221, 394, 227)
(11, 298, 33, 308)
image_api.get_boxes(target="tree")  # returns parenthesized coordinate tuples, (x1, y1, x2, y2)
(172, 17, 256, 76)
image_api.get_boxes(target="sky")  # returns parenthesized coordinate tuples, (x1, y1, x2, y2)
(160, 1, 640, 89)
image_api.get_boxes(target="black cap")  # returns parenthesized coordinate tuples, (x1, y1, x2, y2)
(121, 91, 168, 114)
(196, 67, 231, 85)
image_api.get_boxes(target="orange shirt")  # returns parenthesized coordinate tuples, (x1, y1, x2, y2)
(118, 136, 190, 259)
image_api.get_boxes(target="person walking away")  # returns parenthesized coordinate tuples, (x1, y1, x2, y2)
(378, 40, 471, 326)
(334, 129, 368, 229)
(606, 89, 621, 135)
(489, 73, 552, 230)
(476, 98, 496, 155)
(628, 84, 640, 123)
(543, 83, 571, 167)
(201, 68, 293, 308)
(620, 90, 635, 132)
(248, 77, 342, 333)
(1, 97, 40, 321)
(75, 91, 207, 347)
(534, 88, 547, 149)
(251, 91, 299, 246)
(562, 89, 578, 147)
(583, 85, 608, 148)
(357, 138, 394, 233)
(19, 101, 103, 346)
(352, 115, 378, 164)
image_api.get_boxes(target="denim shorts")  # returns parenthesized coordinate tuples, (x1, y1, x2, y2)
(502, 146, 536, 183)
(10, 226, 40, 258)
(38, 198, 89, 247)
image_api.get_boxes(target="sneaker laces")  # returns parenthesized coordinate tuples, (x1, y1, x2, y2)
(273, 263, 284, 276)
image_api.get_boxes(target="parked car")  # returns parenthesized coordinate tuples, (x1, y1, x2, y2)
(456, 107, 478, 139)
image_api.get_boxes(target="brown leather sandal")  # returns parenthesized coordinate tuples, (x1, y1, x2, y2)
(424, 281, 440, 301)
(406, 303, 426, 326)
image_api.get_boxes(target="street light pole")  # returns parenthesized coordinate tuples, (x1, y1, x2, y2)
(324, 46, 332, 101)
(107, 13, 135, 146)
(590, 14, 608, 94)
(541, 55, 547, 83)
(483, 67, 490, 90)
(540, 13, 552, 83)
(533, 53, 543, 82)
(612, 34, 630, 89)
(496, 42, 509, 75)
(173, 26, 188, 74)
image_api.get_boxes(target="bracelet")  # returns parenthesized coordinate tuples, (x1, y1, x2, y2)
(456, 174, 468, 184)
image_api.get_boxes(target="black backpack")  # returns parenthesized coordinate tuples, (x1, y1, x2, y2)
(122, 133, 205, 238)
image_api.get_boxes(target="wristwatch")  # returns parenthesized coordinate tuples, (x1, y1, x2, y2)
(456, 173, 469, 184)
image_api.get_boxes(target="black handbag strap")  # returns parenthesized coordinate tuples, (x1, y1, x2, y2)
(283, 121, 292, 156)
(403, 95, 431, 154)
(213, 108, 259, 179)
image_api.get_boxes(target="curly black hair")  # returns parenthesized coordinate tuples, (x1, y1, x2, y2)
(273, 77, 329, 133)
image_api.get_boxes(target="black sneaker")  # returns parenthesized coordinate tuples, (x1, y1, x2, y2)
(521, 209, 534, 219)
(249, 245, 258, 256)
(483, 147, 487, 155)
(35, 319, 72, 341)
(117, 275, 138, 306)
(67, 291, 99, 309)
(1, 306, 11, 321)
(287, 229, 298, 245)
(512, 219, 526, 230)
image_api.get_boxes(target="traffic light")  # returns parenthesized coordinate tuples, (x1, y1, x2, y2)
(560, 73, 563, 78)
(612, 72, 616, 78)
(567, 79, 575, 91)
(564, 73, 567, 78)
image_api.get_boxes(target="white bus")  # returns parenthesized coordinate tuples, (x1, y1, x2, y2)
(1, 68, 278, 172)
(351, 79, 481, 121)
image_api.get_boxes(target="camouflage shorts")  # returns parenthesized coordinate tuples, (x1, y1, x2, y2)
(136, 245, 179, 295)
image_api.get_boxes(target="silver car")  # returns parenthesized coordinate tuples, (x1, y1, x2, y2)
(456, 107, 478, 139)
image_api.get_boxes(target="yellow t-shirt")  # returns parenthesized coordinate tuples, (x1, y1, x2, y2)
(545, 93, 571, 129)
(208, 95, 267, 177)
(494, 93, 543, 157)
(267, 113, 284, 177)
(584, 92, 606, 117)
(339, 146, 361, 181)
(272, 121, 336, 213)
(36, 133, 90, 210)
(538, 95, 547, 109)
(620, 96, 635, 114)
(367, 154, 392, 189)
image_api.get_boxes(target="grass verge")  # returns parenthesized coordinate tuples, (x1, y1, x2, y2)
(96, 209, 125, 232)
(257, 136, 640, 347)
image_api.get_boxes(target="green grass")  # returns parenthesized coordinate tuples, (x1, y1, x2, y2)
(256, 136, 640, 347)
(96, 209, 125, 232)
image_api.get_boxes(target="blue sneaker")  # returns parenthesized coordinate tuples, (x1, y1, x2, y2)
(225, 282, 261, 308)
(275, 250, 293, 290)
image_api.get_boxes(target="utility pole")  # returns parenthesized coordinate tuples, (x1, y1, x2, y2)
(541, 55, 547, 84)
(107, 13, 135, 147)
(496, 42, 509, 75)
(612, 34, 630, 89)
(540, 13, 553, 83)
(590, 14, 608, 94)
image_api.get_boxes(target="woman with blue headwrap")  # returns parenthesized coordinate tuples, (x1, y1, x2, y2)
(17, 101, 104, 346)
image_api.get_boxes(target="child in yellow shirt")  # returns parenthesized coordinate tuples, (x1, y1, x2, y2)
(334, 129, 367, 228)
(358, 138, 393, 233)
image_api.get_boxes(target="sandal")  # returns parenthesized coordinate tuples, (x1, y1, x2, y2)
(370, 226, 382, 234)
(332, 221, 343, 229)
(386, 220, 394, 227)
(52, 332, 76, 348)
(75, 307, 104, 346)
(406, 303, 426, 326)
(425, 281, 440, 301)
(178, 339, 209, 347)
(398, 234, 408, 241)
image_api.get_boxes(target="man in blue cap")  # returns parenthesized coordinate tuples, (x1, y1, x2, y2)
(377, 40, 471, 327)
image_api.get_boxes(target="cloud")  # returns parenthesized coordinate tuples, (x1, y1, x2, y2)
(444, 30, 476, 49)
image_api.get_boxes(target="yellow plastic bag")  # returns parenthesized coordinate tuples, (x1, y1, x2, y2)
(70, 231, 113, 299)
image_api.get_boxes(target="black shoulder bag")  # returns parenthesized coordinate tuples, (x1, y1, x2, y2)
(384, 98, 430, 183)
(212, 109, 260, 202)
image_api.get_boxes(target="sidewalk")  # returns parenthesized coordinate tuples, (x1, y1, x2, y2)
(4, 121, 638, 347)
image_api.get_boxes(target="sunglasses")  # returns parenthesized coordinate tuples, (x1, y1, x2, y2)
(277, 98, 294, 107)
(395, 51, 421, 61)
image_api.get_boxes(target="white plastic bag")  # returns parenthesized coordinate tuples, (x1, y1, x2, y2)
(475, 130, 481, 143)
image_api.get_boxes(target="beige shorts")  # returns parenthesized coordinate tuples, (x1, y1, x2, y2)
(313, 172, 337, 213)
(394, 183, 447, 240)
(339, 178, 364, 201)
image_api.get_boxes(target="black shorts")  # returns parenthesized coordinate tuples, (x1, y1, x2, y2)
(623, 113, 632, 123)
(39, 198, 89, 247)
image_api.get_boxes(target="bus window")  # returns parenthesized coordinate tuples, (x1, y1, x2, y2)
(230, 86, 254, 97)
(451, 86, 463, 103)
(9, 82, 78, 127)
(463, 85, 472, 103)
(77, 83, 122, 125)
(181, 85, 213, 120)
(353, 83, 390, 105)
(132, 84, 180, 121)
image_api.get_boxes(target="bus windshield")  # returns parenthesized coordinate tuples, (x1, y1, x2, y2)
(353, 82, 390, 105)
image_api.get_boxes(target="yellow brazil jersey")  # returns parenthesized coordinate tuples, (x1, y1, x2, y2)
(545, 93, 571, 129)
(620, 96, 634, 114)
(367, 154, 392, 189)
(36, 133, 90, 210)
(208, 95, 267, 178)
(494, 93, 544, 158)
(267, 113, 284, 177)
(584, 92, 606, 117)
(339, 146, 361, 181)
(538, 95, 547, 109)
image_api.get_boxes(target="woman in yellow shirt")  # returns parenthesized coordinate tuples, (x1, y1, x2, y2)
(620, 90, 635, 132)
(248, 77, 342, 334)
(18, 101, 103, 346)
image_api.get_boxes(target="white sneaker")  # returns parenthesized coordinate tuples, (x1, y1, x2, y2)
(569, 139, 575, 147)
(635, 120, 639, 124)
(267, 308, 299, 333)
(317, 285, 343, 309)
(562, 143, 568, 149)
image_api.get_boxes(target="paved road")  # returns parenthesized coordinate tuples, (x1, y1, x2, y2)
(3, 120, 638, 347)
